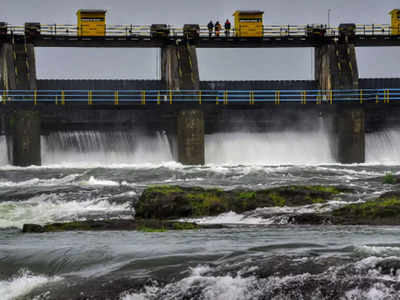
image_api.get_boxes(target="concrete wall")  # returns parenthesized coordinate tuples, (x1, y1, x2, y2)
(315, 42, 358, 90)
(0, 42, 36, 90)
(15, 43, 37, 90)
(0, 44, 16, 89)
(334, 105, 365, 163)
(177, 109, 204, 165)
(201, 80, 319, 90)
(161, 43, 200, 90)
(8, 110, 41, 166)
(36, 78, 400, 91)
(37, 79, 163, 90)
(359, 78, 400, 89)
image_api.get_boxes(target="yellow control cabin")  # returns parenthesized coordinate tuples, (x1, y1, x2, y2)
(390, 9, 400, 35)
(233, 10, 264, 37)
(77, 9, 106, 36)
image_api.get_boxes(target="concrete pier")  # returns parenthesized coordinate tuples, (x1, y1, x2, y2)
(334, 106, 365, 164)
(161, 42, 200, 90)
(0, 44, 15, 89)
(315, 42, 358, 90)
(0, 42, 37, 90)
(177, 109, 204, 165)
(9, 111, 41, 166)
(315, 39, 363, 164)
(162, 42, 204, 164)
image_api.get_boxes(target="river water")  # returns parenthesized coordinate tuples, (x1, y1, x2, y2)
(1, 130, 400, 299)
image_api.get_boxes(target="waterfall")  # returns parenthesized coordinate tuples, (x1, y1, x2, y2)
(366, 129, 400, 164)
(0, 136, 8, 166)
(205, 130, 334, 165)
(3, 128, 400, 167)
(41, 131, 173, 166)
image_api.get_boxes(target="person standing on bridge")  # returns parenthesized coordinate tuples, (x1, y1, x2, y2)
(224, 19, 231, 37)
(215, 21, 221, 37)
(207, 20, 214, 38)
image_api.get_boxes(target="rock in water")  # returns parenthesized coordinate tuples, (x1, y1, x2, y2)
(135, 185, 346, 219)
(22, 224, 45, 233)
(22, 219, 224, 233)
(288, 213, 332, 225)
(331, 194, 400, 225)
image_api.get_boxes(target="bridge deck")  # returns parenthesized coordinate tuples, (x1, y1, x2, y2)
(2, 24, 400, 47)
(2, 35, 400, 48)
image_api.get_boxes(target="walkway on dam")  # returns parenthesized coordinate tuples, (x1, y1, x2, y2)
(3, 24, 400, 47)
(1, 88, 399, 105)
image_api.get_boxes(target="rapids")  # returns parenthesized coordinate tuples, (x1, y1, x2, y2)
(0, 129, 400, 299)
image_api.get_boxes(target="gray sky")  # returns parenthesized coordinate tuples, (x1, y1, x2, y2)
(2, 0, 400, 80)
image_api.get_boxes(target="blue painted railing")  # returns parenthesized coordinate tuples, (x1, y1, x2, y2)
(0, 89, 399, 105)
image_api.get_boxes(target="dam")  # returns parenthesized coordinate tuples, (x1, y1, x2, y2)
(1, 13, 400, 166)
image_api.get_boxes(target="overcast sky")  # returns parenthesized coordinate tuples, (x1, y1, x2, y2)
(2, 0, 400, 80)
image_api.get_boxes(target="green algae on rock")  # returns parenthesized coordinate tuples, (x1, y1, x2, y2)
(135, 185, 347, 219)
(22, 219, 209, 233)
(331, 191, 400, 225)
(383, 172, 397, 184)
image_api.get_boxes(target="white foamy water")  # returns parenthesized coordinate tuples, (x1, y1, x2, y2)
(84, 176, 120, 186)
(0, 174, 80, 187)
(0, 194, 132, 229)
(0, 270, 62, 300)
(41, 131, 173, 166)
(366, 129, 400, 164)
(121, 265, 259, 300)
(356, 245, 400, 257)
(205, 131, 334, 165)
(344, 284, 399, 300)
(180, 211, 272, 225)
(0, 135, 8, 166)
(122, 257, 400, 300)
(181, 199, 360, 226)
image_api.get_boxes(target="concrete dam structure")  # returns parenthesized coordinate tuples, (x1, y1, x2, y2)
(1, 21, 400, 166)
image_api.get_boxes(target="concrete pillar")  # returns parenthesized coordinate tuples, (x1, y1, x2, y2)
(0, 43, 16, 89)
(177, 109, 204, 165)
(315, 42, 358, 90)
(9, 111, 41, 166)
(161, 42, 200, 90)
(162, 42, 203, 164)
(334, 106, 365, 163)
(0, 42, 36, 90)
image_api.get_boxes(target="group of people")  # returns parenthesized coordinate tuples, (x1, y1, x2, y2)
(207, 19, 231, 37)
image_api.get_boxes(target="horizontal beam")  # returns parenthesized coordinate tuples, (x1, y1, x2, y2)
(4, 35, 319, 48)
(354, 35, 400, 46)
(3, 35, 400, 48)
(0, 89, 398, 105)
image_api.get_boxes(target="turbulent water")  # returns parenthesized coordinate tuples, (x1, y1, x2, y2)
(1, 130, 400, 299)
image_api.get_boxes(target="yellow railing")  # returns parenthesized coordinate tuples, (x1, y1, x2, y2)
(0, 89, 398, 105)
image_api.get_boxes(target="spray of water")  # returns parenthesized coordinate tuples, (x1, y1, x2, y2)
(0, 136, 7, 165)
(1, 127, 400, 166)
(41, 131, 173, 166)
(205, 130, 334, 165)
(366, 129, 400, 164)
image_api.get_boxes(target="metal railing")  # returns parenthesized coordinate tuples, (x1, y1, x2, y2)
(0, 89, 398, 105)
(4, 24, 400, 38)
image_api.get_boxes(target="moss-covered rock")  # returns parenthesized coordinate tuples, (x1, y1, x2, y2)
(331, 192, 400, 225)
(22, 224, 45, 233)
(135, 185, 346, 219)
(287, 213, 332, 225)
(22, 219, 222, 233)
(383, 173, 398, 184)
